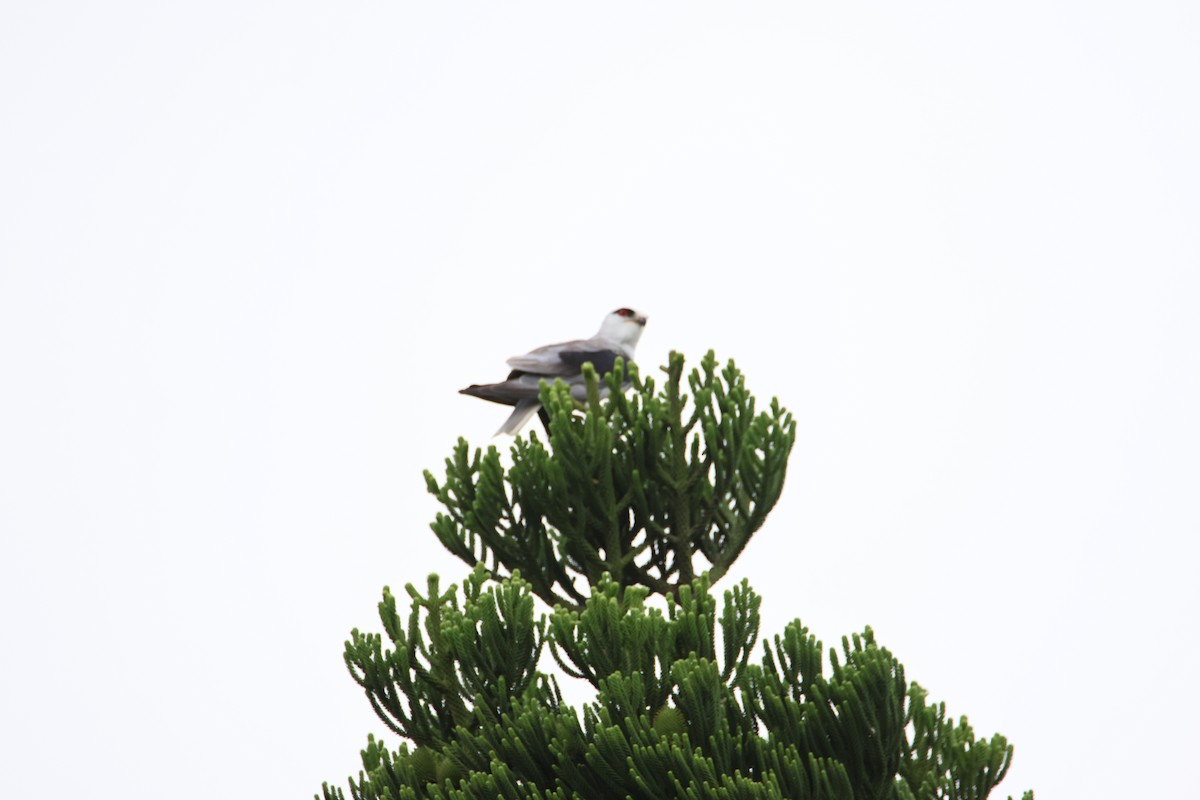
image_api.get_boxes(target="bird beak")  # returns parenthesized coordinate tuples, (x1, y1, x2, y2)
(634, 314, 647, 326)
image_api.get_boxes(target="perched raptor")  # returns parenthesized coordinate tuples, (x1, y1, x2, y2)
(460, 307, 648, 435)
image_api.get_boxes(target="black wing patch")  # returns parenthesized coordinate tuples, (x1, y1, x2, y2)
(558, 349, 620, 375)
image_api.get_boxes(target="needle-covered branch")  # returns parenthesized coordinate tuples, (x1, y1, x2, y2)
(323, 348, 1030, 800)
(341, 567, 551, 751)
(424, 351, 797, 608)
(323, 572, 1029, 800)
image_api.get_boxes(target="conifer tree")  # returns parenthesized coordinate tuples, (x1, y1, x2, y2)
(321, 352, 1031, 800)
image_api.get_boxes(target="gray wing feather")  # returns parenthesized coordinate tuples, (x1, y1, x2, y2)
(460, 374, 543, 405)
(505, 336, 628, 375)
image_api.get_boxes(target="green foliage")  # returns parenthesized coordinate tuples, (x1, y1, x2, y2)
(322, 352, 1030, 800)
(323, 574, 1025, 800)
(896, 686, 1021, 800)
(342, 568, 553, 749)
(424, 351, 796, 608)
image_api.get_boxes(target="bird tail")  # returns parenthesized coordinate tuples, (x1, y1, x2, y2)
(495, 399, 541, 437)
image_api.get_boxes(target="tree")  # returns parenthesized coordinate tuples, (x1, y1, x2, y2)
(320, 352, 1032, 800)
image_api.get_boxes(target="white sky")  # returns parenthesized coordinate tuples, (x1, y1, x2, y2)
(2, 3, 1197, 798)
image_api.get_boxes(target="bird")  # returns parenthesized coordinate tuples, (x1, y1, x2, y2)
(460, 307, 648, 436)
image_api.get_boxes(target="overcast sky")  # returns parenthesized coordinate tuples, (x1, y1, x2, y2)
(2, 3, 1197, 798)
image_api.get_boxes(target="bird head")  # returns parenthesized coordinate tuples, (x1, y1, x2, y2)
(598, 308, 648, 351)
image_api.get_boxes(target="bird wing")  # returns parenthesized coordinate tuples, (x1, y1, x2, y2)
(459, 373, 543, 405)
(505, 336, 629, 376)
(557, 349, 620, 375)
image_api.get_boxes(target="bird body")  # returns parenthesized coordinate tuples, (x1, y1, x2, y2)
(461, 308, 648, 435)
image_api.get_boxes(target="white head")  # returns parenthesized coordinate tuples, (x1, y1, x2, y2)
(597, 307, 648, 351)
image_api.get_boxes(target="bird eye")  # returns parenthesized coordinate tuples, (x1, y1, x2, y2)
(615, 308, 633, 317)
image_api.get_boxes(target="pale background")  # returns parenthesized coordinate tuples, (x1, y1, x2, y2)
(2, 3, 1197, 798)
